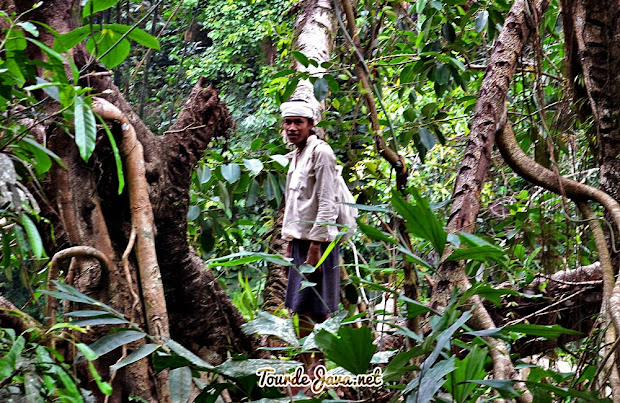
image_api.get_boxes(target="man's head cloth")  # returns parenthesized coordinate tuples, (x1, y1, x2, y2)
(280, 100, 314, 119)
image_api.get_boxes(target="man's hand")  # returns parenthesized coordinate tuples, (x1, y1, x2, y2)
(285, 242, 293, 258)
(305, 242, 322, 269)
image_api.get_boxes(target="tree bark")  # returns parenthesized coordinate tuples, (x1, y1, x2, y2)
(7, 1, 256, 400)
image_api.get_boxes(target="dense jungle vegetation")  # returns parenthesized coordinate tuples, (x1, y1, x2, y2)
(1, 0, 619, 401)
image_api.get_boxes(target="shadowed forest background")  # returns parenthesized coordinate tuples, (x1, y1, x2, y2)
(1, 0, 620, 401)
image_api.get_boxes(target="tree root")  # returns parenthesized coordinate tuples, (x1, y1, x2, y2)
(91, 97, 171, 402)
(497, 121, 620, 400)
(45, 246, 112, 325)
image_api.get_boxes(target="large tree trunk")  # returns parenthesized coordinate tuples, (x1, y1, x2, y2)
(261, 0, 336, 313)
(6, 1, 255, 401)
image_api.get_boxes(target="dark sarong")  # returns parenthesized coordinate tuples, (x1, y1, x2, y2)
(285, 239, 340, 315)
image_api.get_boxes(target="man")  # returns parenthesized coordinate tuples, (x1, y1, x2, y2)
(280, 99, 340, 372)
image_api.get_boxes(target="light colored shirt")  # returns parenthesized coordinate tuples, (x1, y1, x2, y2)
(282, 135, 339, 242)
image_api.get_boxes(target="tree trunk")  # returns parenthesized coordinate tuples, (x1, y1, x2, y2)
(8, 1, 256, 400)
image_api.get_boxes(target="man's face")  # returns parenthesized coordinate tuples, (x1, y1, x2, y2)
(283, 116, 313, 147)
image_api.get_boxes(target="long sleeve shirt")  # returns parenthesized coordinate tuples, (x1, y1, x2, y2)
(281, 135, 339, 242)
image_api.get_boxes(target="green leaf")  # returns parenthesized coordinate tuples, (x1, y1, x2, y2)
(165, 339, 214, 369)
(504, 324, 582, 340)
(88, 330, 146, 357)
(313, 77, 329, 101)
(281, 76, 299, 102)
(406, 357, 456, 403)
(6, 29, 26, 50)
(475, 10, 489, 33)
(110, 344, 159, 372)
(357, 220, 397, 244)
(314, 326, 376, 374)
(75, 343, 99, 361)
(85, 31, 131, 68)
(21, 137, 65, 169)
(74, 96, 97, 162)
(54, 26, 90, 52)
(291, 51, 309, 67)
(243, 158, 263, 176)
(270, 154, 289, 167)
(241, 311, 299, 346)
(442, 22, 456, 43)
(215, 358, 301, 378)
(18, 21, 39, 37)
(0, 335, 25, 378)
(170, 367, 193, 403)
(391, 189, 447, 254)
(197, 165, 212, 184)
(445, 245, 506, 263)
(221, 163, 241, 183)
(468, 379, 519, 398)
(105, 24, 161, 50)
(71, 316, 129, 327)
(418, 127, 436, 150)
(88, 361, 113, 396)
(299, 280, 317, 290)
(20, 213, 44, 259)
(267, 172, 282, 206)
(83, 0, 121, 17)
(65, 310, 110, 317)
(435, 63, 451, 85)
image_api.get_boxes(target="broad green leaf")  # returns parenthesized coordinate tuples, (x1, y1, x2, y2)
(270, 154, 289, 167)
(18, 21, 39, 37)
(391, 189, 447, 254)
(281, 76, 299, 102)
(435, 63, 451, 85)
(27, 38, 65, 63)
(441, 22, 456, 43)
(221, 163, 241, 183)
(299, 280, 317, 290)
(165, 339, 213, 369)
(110, 344, 159, 372)
(215, 358, 301, 378)
(246, 179, 260, 207)
(170, 367, 192, 403)
(467, 379, 519, 399)
(85, 31, 130, 69)
(88, 330, 145, 357)
(291, 51, 309, 67)
(243, 158, 263, 176)
(314, 326, 376, 375)
(445, 345, 488, 403)
(475, 10, 489, 32)
(445, 245, 506, 263)
(65, 310, 110, 317)
(0, 335, 25, 378)
(399, 295, 433, 318)
(313, 77, 329, 101)
(241, 311, 299, 346)
(105, 24, 161, 50)
(54, 26, 90, 52)
(74, 96, 97, 162)
(357, 219, 397, 244)
(71, 317, 129, 327)
(83, 0, 121, 17)
(17, 137, 52, 176)
(206, 251, 291, 268)
(197, 165, 212, 184)
(504, 324, 582, 340)
(267, 172, 282, 206)
(406, 357, 456, 403)
(6, 29, 26, 50)
(20, 137, 65, 168)
(418, 127, 435, 150)
(20, 213, 44, 259)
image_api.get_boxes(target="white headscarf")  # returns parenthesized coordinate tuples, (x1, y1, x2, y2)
(280, 101, 314, 119)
